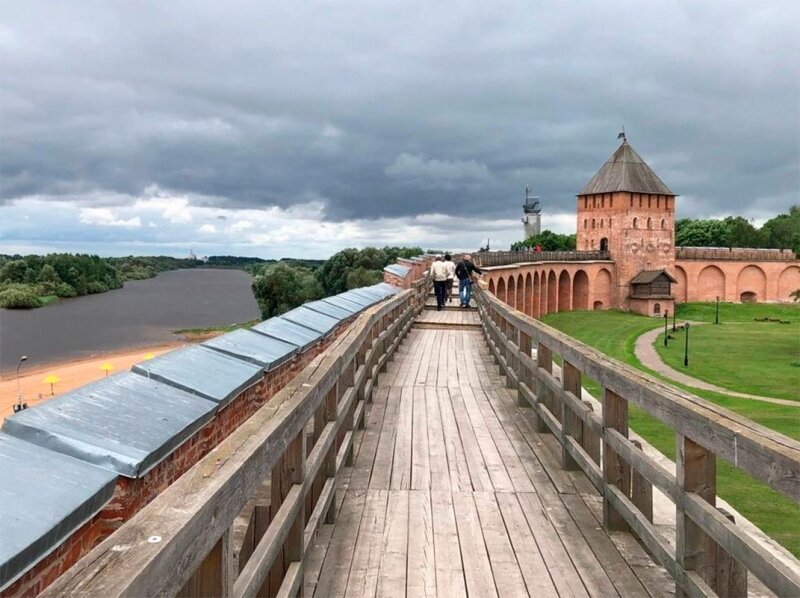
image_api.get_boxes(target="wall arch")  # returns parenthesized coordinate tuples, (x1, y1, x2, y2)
(547, 270, 557, 315)
(525, 273, 533, 316)
(496, 278, 506, 304)
(594, 268, 612, 309)
(517, 274, 524, 313)
(533, 272, 540, 318)
(558, 270, 571, 312)
(489, 278, 496, 295)
(573, 270, 589, 310)
(593, 300, 603, 310)
(697, 265, 726, 299)
(674, 265, 688, 303)
(507, 275, 516, 309)
(778, 266, 800, 300)
(736, 265, 767, 302)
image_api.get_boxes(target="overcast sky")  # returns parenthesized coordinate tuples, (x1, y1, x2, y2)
(1, 1, 798, 258)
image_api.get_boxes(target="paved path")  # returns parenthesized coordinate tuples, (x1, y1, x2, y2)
(634, 325, 799, 407)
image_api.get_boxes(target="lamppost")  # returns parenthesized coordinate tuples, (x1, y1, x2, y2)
(684, 323, 690, 367)
(664, 311, 669, 346)
(715, 296, 720, 325)
(14, 355, 28, 413)
(672, 308, 677, 332)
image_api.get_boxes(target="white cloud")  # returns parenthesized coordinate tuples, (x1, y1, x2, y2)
(227, 219, 254, 233)
(385, 153, 492, 190)
(79, 207, 141, 227)
(197, 224, 217, 234)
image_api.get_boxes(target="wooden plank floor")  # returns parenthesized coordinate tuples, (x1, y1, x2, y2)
(305, 317, 673, 597)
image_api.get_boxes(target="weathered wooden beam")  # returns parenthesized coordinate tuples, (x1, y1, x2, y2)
(676, 434, 717, 598)
(561, 361, 581, 470)
(603, 388, 631, 532)
(630, 439, 653, 523)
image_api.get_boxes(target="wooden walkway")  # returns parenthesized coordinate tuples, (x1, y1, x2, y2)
(304, 308, 673, 597)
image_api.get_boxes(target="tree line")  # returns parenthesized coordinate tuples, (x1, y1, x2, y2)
(250, 246, 425, 319)
(0, 253, 315, 309)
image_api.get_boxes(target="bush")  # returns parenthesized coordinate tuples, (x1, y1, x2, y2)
(55, 282, 77, 298)
(0, 285, 42, 309)
(86, 281, 109, 294)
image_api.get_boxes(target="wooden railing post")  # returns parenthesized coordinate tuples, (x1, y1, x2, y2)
(518, 330, 532, 407)
(284, 431, 306, 596)
(506, 323, 519, 390)
(561, 361, 580, 470)
(178, 528, 234, 597)
(324, 383, 338, 524)
(676, 434, 717, 597)
(582, 400, 601, 465)
(630, 439, 653, 522)
(534, 343, 552, 433)
(715, 509, 747, 597)
(603, 388, 631, 531)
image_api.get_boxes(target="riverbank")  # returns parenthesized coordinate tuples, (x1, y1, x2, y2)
(0, 342, 188, 420)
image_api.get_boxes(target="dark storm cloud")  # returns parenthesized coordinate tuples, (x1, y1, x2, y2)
(1, 1, 798, 224)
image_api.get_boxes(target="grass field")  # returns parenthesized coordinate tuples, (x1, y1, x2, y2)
(655, 323, 800, 401)
(541, 306, 800, 557)
(675, 301, 800, 323)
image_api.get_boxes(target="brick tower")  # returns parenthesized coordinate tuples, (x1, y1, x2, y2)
(576, 137, 677, 311)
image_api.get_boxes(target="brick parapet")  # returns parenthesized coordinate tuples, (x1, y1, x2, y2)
(1, 318, 350, 598)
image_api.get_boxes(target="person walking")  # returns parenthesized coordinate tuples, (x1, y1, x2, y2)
(455, 254, 482, 308)
(431, 255, 449, 310)
(444, 253, 456, 304)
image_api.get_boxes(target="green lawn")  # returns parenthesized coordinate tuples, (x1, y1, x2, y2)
(655, 323, 800, 401)
(675, 301, 800, 323)
(541, 307, 800, 557)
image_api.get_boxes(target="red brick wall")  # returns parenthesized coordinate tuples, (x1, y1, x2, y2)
(1, 319, 352, 597)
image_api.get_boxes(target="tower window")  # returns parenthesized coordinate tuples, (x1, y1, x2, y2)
(648, 197, 652, 208)
(600, 237, 608, 251)
(647, 217, 652, 229)
(639, 196, 642, 208)
(584, 219, 588, 229)
(661, 219, 666, 229)
(584, 197, 588, 209)
(629, 196, 633, 208)
(591, 219, 596, 229)
(610, 196, 614, 208)
(609, 218, 613, 227)
(633, 217, 638, 229)
(657, 197, 661, 209)
(601, 197, 605, 208)
(600, 219, 604, 228)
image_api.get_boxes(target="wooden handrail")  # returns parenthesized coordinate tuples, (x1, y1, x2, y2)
(474, 285, 800, 597)
(41, 281, 428, 598)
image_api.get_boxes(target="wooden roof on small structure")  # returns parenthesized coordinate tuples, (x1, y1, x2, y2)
(579, 140, 674, 196)
(630, 269, 677, 284)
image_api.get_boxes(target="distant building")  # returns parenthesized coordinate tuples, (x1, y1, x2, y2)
(483, 137, 799, 317)
(521, 186, 541, 239)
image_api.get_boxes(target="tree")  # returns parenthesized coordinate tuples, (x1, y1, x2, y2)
(0, 259, 28, 283)
(0, 285, 41, 309)
(723, 216, 764, 248)
(346, 266, 382, 289)
(511, 230, 576, 251)
(791, 289, 800, 302)
(675, 218, 731, 247)
(251, 263, 321, 319)
(761, 205, 800, 252)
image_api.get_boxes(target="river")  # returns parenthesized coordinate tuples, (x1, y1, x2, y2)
(0, 269, 261, 373)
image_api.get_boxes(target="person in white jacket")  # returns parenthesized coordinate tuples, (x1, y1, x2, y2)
(443, 253, 456, 304)
(430, 256, 449, 310)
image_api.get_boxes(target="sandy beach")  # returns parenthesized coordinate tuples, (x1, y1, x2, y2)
(0, 342, 189, 421)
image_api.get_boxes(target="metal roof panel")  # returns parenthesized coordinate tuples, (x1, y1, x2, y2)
(132, 345, 262, 407)
(303, 300, 354, 320)
(203, 329, 296, 371)
(1, 373, 217, 478)
(280, 306, 340, 336)
(320, 295, 363, 314)
(0, 435, 117, 590)
(251, 318, 322, 351)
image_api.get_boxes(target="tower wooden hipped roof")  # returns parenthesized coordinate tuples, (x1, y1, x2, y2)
(579, 140, 674, 196)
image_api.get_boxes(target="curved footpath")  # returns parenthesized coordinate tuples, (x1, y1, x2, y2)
(634, 325, 799, 407)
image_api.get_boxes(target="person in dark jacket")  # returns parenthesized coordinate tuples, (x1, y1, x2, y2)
(454, 254, 482, 307)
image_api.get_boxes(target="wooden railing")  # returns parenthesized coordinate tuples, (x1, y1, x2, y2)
(475, 285, 800, 597)
(42, 278, 429, 598)
(474, 250, 611, 267)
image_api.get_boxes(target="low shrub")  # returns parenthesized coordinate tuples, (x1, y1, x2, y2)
(0, 285, 42, 309)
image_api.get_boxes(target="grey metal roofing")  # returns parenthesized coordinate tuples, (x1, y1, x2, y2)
(203, 329, 297, 371)
(320, 295, 363, 314)
(132, 345, 263, 407)
(280, 306, 340, 337)
(370, 282, 401, 295)
(303, 299, 354, 320)
(1, 373, 216, 478)
(384, 264, 411, 277)
(336, 290, 376, 308)
(0, 434, 117, 590)
(579, 141, 674, 196)
(630, 269, 678, 284)
(347, 287, 385, 302)
(251, 317, 322, 351)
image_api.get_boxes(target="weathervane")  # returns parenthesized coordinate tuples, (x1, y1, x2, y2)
(618, 126, 626, 141)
